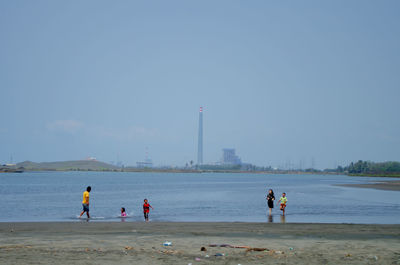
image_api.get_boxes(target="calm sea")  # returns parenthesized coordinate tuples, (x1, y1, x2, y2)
(0, 172, 399, 224)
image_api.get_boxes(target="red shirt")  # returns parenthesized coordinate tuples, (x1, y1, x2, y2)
(143, 203, 151, 213)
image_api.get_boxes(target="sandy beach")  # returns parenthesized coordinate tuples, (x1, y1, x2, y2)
(1, 222, 399, 265)
(337, 180, 400, 191)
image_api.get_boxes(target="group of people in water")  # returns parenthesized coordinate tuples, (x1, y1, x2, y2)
(78, 186, 287, 221)
(79, 186, 154, 222)
(266, 189, 288, 216)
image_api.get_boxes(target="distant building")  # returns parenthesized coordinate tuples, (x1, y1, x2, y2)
(221, 148, 242, 165)
(136, 160, 153, 168)
(136, 148, 153, 168)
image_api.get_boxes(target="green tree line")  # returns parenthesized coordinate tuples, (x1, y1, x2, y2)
(345, 160, 400, 174)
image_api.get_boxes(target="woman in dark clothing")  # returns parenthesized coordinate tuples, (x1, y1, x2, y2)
(266, 189, 275, 215)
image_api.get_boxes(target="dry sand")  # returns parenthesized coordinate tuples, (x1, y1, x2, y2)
(1, 222, 399, 265)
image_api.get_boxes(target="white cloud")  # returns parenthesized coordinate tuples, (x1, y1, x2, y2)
(46, 120, 84, 134)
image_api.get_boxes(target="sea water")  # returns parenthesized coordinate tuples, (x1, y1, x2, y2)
(0, 171, 399, 223)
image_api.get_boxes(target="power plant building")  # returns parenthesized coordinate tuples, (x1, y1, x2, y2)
(222, 148, 242, 165)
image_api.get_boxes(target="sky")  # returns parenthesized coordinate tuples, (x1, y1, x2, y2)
(1, 0, 399, 169)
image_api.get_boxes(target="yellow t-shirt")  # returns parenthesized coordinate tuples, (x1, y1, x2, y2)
(280, 197, 287, 204)
(82, 191, 89, 204)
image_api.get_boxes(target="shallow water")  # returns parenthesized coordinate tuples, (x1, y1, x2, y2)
(0, 172, 398, 223)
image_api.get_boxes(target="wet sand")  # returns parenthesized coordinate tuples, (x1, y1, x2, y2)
(338, 180, 400, 191)
(1, 222, 399, 264)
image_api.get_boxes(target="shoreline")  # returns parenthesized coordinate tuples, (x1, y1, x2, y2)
(337, 180, 400, 191)
(1, 169, 345, 175)
(1, 222, 399, 264)
(1, 222, 400, 238)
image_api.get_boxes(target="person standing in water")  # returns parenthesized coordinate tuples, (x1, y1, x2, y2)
(143, 199, 154, 222)
(79, 186, 91, 218)
(266, 189, 275, 215)
(278, 192, 287, 216)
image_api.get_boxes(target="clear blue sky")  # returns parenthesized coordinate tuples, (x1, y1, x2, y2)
(1, 0, 399, 169)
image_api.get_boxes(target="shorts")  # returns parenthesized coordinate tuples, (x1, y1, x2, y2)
(82, 203, 89, 212)
(144, 212, 149, 219)
(280, 203, 286, 210)
(267, 201, 274, 208)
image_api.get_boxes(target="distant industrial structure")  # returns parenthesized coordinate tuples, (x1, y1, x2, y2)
(197, 107, 203, 165)
(221, 148, 242, 165)
(136, 160, 153, 168)
(136, 148, 153, 168)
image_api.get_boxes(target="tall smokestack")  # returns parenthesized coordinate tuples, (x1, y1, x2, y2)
(197, 107, 203, 165)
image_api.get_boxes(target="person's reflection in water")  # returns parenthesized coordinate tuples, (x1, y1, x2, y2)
(280, 215, 286, 223)
(79, 217, 90, 223)
(120, 217, 126, 222)
(268, 214, 273, 223)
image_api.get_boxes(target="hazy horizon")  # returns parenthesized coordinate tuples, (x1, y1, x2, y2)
(1, 1, 399, 169)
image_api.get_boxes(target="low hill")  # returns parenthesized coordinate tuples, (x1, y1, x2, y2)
(17, 160, 120, 171)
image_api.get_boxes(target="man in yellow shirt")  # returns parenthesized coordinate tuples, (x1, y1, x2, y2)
(79, 186, 91, 218)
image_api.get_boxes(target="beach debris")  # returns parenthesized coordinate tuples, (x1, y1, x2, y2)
(205, 255, 210, 258)
(125, 246, 133, 250)
(345, 253, 352, 257)
(246, 247, 269, 252)
(188, 263, 192, 265)
(195, 257, 201, 261)
(289, 247, 294, 250)
(201, 246, 207, 251)
(373, 255, 378, 260)
(163, 241, 172, 246)
(209, 244, 250, 249)
(264, 249, 285, 256)
(215, 253, 225, 257)
(161, 249, 181, 255)
(209, 244, 232, 248)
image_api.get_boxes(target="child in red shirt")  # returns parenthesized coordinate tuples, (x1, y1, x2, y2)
(143, 199, 154, 222)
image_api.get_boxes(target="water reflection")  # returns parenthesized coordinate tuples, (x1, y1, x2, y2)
(280, 215, 286, 223)
(268, 214, 273, 223)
